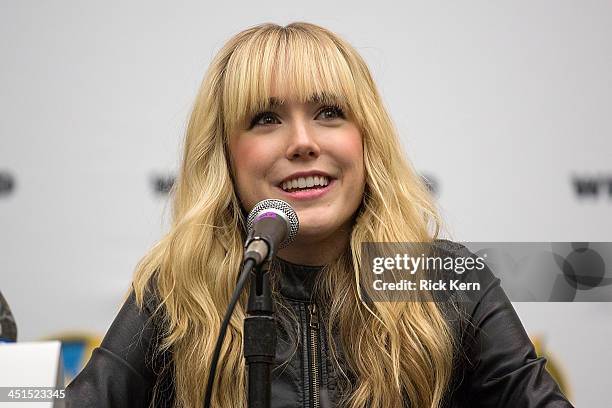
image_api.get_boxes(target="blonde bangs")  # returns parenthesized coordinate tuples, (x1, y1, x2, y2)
(221, 24, 362, 137)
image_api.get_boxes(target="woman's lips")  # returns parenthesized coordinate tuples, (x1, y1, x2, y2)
(277, 179, 335, 200)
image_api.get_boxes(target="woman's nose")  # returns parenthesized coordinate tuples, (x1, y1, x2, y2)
(285, 120, 321, 160)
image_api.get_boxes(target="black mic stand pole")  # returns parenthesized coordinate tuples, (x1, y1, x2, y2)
(244, 258, 276, 408)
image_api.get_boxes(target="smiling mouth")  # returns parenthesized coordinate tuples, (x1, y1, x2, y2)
(279, 175, 332, 192)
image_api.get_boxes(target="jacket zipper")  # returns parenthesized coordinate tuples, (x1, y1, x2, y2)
(308, 303, 320, 408)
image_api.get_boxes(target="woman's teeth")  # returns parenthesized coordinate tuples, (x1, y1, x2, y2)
(281, 176, 329, 192)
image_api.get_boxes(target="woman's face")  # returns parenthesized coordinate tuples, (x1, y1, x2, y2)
(228, 95, 365, 248)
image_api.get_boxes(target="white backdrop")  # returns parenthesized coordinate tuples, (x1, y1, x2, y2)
(1, 1, 611, 406)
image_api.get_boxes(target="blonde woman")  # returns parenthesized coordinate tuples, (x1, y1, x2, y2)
(66, 22, 572, 408)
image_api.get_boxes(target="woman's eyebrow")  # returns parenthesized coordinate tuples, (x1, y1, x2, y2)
(267, 97, 284, 107)
(247, 93, 346, 124)
(263, 93, 341, 108)
(309, 92, 340, 104)
(308, 93, 336, 103)
(251, 97, 284, 113)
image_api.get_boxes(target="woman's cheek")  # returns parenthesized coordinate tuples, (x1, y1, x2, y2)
(339, 133, 364, 172)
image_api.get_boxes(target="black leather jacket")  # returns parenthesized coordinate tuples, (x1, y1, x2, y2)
(67, 241, 573, 407)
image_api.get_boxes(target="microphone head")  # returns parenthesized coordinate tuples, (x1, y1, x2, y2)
(0, 291, 17, 342)
(246, 199, 299, 248)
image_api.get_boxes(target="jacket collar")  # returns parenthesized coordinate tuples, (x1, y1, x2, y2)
(275, 257, 324, 302)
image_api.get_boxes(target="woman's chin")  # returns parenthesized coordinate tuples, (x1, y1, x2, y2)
(292, 221, 343, 243)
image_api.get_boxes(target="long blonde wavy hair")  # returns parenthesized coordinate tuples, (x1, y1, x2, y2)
(132, 22, 456, 408)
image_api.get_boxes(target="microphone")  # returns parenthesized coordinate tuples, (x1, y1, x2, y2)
(0, 291, 17, 343)
(203, 200, 298, 407)
(244, 199, 299, 265)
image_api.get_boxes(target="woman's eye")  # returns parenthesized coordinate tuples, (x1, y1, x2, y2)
(250, 112, 280, 128)
(317, 106, 345, 120)
(249, 106, 345, 129)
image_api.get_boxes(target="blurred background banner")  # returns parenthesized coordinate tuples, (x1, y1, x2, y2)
(1, 1, 610, 406)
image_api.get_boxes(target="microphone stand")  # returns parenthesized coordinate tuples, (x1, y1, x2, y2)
(205, 198, 297, 408)
(244, 259, 276, 408)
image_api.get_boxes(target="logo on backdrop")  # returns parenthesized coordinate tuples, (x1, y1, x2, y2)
(572, 174, 612, 199)
(151, 174, 176, 195)
(531, 336, 571, 399)
(44, 333, 101, 384)
(420, 173, 438, 196)
(0, 171, 15, 197)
